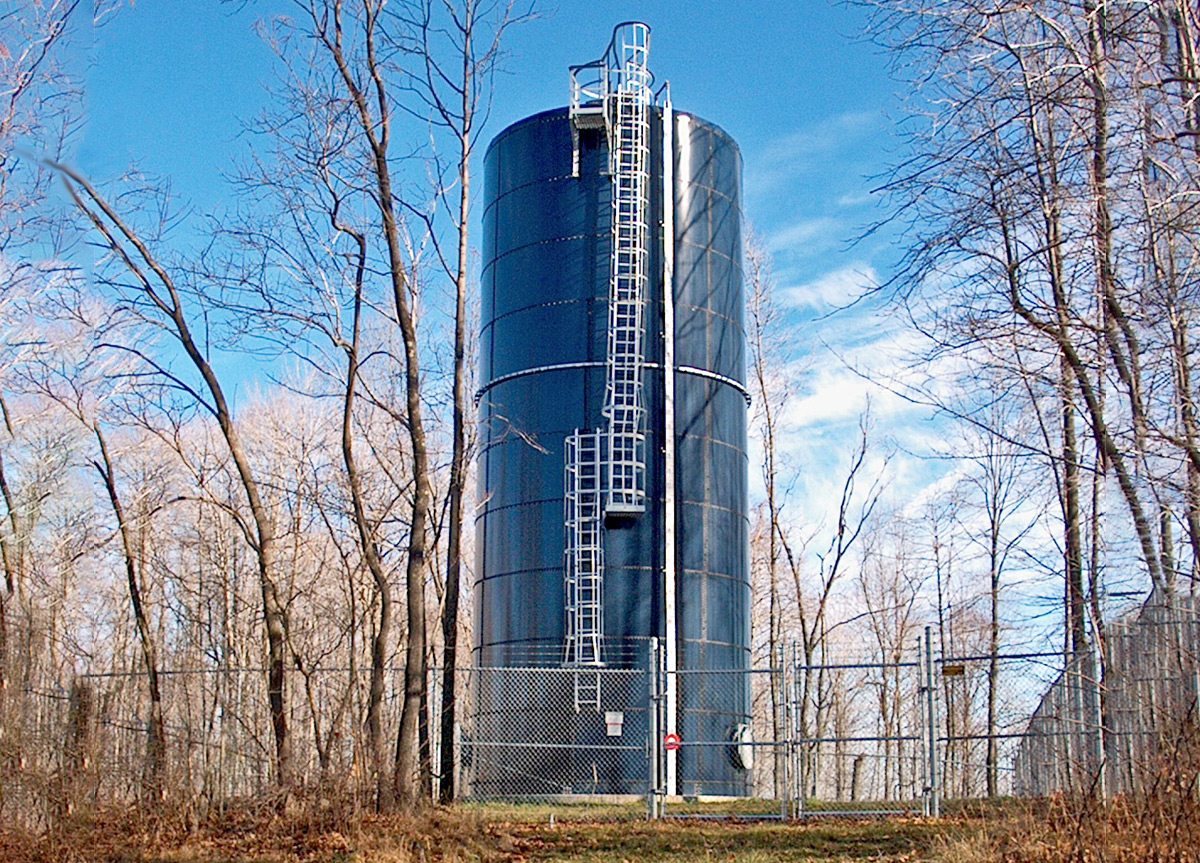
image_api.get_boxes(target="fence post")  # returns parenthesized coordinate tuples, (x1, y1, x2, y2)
(920, 635, 929, 817)
(779, 642, 789, 821)
(647, 637, 661, 820)
(1090, 637, 1107, 802)
(784, 641, 795, 820)
(64, 676, 95, 818)
(924, 626, 939, 817)
(918, 634, 928, 817)
(792, 640, 805, 819)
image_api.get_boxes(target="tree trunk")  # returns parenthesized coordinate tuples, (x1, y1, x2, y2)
(439, 52, 473, 806)
(92, 425, 166, 801)
(0, 436, 21, 701)
(1062, 361, 1087, 653)
(306, 0, 432, 804)
(337, 228, 395, 810)
(389, 223, 431, 810)
(1084, 0, 1160, 604)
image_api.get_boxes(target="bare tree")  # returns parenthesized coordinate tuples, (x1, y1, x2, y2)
(51, 165, 295, 792)
(278, 0, 435, 803)
(858, 510, 925, 800)
(405, 0, 534, 802)
(859, 0, 1195, 627)
(777, 415, 886, 796)
(15, 287, 171, 798)
(0, 0, 91, 708)
(744, 228, 794, 797)
(963, 422, 1035, 796)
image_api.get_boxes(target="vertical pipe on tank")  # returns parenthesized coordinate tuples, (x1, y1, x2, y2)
(661, 93, 678, 798)
(674, 111, 695, 796)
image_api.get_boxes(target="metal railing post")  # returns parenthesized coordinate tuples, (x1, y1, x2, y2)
(647, 637, 661, 819)
(779, 642, 789, 821)
(783, 642, 794, 819)
(1090, 637, 1107, 802)
(792, 640, 805, 819)
(925, 626, 939, 817)
(919, 635, 928, 817)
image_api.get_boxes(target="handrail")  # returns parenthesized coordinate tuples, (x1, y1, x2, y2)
(569, 22, 654, 120)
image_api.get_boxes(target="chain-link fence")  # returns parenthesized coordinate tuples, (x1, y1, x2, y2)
(2, 662, 442, 829)
(935, 650, 1070, 799)
(460, 612, 1197, 815)
(1, 668, 284, 830)
(0, 639, 945, 824)
(660, 665, 769, 815)
(1013, 595, 1200, 798)
(464, 665, 650, 797)
(788, 656, 927, 816)
(456, 640, 935, 817)
(6, 609, 1198, 826)
(458, 639, 937, 818)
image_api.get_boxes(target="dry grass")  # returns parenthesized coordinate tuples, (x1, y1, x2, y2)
(3, 792, 1200, 862)
(0, 803, 510, 863)
(508, 816, 947, 861)
(986, 794, 1200, 863)
(0, 804, 949, 863)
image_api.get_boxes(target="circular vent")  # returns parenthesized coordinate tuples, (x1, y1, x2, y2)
(728, 722, 754, 771)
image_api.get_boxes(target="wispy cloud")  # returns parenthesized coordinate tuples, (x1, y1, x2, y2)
(757, 112, 878, 171)
(766, 216, 840, 253)
(780, 264, 879, 311)
(746, 111, 881, 200)
(763, 216, 852, 279)
(781, 364, 909, 432)
(836, 191, 876, 208)
(773, 316, 921, 433)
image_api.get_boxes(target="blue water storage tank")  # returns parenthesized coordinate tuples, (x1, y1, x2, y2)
(473, 70, 750, 797)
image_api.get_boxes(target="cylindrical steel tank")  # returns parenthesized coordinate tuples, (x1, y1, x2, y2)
(473, 103, 749, 796)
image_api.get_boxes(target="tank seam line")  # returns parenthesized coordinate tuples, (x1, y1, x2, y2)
(477, 361, 750, 403)
(482, 232, 592, 265)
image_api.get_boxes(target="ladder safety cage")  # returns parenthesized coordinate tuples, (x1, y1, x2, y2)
(568, 22, 654, 177)
(562, 23, 654, 709)
(563, 430, 605, 711)
(600, 22, 652, 516)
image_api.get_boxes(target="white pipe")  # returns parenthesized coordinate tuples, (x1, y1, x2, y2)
(663, 97, 678, 798)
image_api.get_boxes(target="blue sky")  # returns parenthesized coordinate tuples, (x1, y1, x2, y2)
(63, 2, 1098, 644)
(75, 0, 914, 459)
(78, 1, 900, 287)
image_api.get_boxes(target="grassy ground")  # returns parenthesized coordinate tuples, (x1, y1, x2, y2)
(2, 795, 1196, 862)
(503, 817, 951, 862)
(0, 801, 979, 863)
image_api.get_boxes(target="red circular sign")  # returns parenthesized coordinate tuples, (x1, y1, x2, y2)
(664, 733, 681, 751)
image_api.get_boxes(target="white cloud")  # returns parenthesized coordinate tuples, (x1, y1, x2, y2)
(779, 264, 879, 311)
(781, 366, 909, 431)
(765, 216, 840, 255)
(837, 191, 875, 208)
(744, 111, 884, 207)
(754, 112, 879, 172)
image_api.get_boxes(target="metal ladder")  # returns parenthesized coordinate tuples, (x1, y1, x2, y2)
(561, 24, 653, 710)
(563, 430, 604, 711)
(602, 27, 651, 516)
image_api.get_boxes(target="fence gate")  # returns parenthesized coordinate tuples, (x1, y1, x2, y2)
(782, 643, 931, 818)
(656, 657, 790, 819)
(646, 639, 935, 819)
(463, 663, 651, 799)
